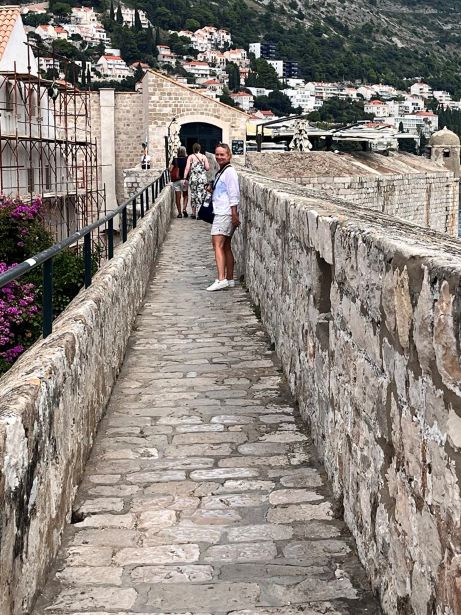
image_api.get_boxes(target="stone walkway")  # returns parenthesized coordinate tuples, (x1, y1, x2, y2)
(33, 218, 380, 615)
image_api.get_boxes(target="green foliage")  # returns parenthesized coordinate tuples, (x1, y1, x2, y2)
(307, 97, 373, 124)
(50, 1, 72, 17)
(51, 39, 84, 60)
(185, 18, 200, 30)
(398, 137, 417, 153)
(0, 197, 98, 374)
(219, 89, 238, 107)
(246, 58, 281, 89)
(116, 3, 123, 24)
(226, 61, 240, 92)
(134, 7, 142, 30)
(436, 107, 461, 138)
(167, 32, 196, 56)
(254, 90, 300, 116)
(22, 12, 52, 27)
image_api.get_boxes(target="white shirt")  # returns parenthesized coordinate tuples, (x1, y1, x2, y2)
(212, 166, 240, 216)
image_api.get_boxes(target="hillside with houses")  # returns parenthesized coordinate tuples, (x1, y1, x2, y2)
(13, 0, 461, 149)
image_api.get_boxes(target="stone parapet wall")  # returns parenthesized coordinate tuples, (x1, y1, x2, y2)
(245, 151, 459, 236)
(123, 167, 164, 200)
(0, 187, 175, 615)
(234, 168, 461, 614)
(294, 173, 457, 235)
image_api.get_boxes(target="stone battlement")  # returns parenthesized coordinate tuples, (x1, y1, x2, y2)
(246, 151, 459, 236)
(234, 167, 461, 614)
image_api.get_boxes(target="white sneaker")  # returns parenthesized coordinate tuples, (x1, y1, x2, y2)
(206, 279, 229, 291)
(227, 279, 235, 288)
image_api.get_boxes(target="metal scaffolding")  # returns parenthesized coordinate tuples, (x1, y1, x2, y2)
(0, 44, 105, 243)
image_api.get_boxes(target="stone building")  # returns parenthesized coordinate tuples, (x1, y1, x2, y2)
(91, 69, 248, 205)
(428, 125, 460, 178)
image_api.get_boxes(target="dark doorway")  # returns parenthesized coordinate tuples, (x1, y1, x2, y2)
(179, 122, 223, 155)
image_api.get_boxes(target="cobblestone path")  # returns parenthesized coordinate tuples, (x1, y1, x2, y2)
(34, 219, 380, 615)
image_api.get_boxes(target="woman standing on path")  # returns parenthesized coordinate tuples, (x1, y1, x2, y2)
(184, 143, 210, 219)
(169, 146, 189, 218)
(206, 143, 240, 292)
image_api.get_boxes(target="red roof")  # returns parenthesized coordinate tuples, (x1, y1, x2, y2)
(260, 110, 274, 116)
(0, 7, 19, 62)
(369, 99, 384, 105)
(231, 91, 252, 97)
(415, 111, 435, 116)
(104, 55, 122, 61)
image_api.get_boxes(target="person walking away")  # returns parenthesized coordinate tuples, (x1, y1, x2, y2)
(169, 146, 189, 217)
(184, 143, 210, 219)
(206, 143, 240, 291)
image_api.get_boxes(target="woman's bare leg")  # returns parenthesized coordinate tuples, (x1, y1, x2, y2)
(212, 235, 226, 280)
(224, 236, 234, 280)
(175, 191, 181, 215)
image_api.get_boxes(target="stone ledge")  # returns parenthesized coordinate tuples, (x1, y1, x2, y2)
(0, 187, 175, 615)
(234, 168, 461, 615)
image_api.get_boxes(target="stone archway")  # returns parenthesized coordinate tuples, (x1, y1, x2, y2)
(179, 122, 223, 155)
(176, 114, 230, 152)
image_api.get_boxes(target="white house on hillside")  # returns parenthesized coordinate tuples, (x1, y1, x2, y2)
(410, 82, 432, 98)
(230, 91, 253, 111)
(182, 60, 211, 79)
(392, 111, 438, 136)
(120, 6, 151, 28)
(96, 54, 132, 80)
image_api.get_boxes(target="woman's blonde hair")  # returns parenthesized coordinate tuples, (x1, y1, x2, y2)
(192, 143, 201, 153)
(215, 143, 232, 157)
(177, 146, 187, 157)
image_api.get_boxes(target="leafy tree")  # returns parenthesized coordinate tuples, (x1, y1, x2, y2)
(226, 61, 240, 91)
(185, 18, 200, 31)
(45, 67, 60, 80)
(246, 58, 280, 89)
(51, 2, 72, 18)
(220, 90, 238, 107)
(133, 63, 145, 82)
(116, 3, 123, 25)
(51, 39, 83, 61)
(134, 8, 143, 31)
(398, 137, 417, 153)
(308, 97, 372, 124)
(22, 12, 51, 27)
(254, 90, 299, 116)
(167, 33, 196, 56)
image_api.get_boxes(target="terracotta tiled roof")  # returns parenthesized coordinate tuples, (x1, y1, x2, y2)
(0, 6, 20, 62)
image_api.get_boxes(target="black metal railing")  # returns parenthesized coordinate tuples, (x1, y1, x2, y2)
(0, 169, 170, 338)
